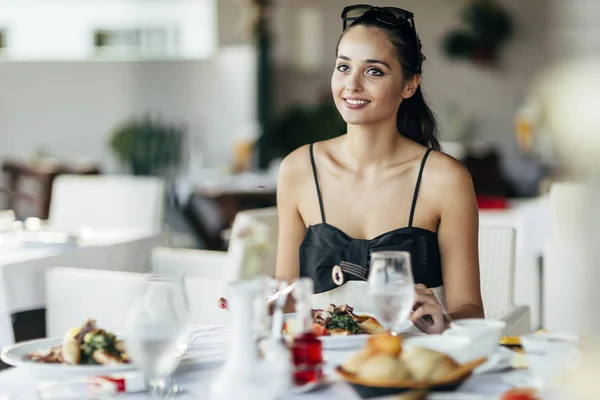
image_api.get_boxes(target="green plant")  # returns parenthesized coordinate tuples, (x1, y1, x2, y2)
(257, 100, 346, 168)
(109, 116, 184, 176)
(442, 0, 514, 65)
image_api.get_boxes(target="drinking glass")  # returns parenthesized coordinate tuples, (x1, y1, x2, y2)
(125, 275, 190, 397)
(367, 251, 415, 334)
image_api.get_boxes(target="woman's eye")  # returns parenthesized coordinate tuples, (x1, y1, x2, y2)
(337, 64, 349, 72)
(366, 67, 384, 76)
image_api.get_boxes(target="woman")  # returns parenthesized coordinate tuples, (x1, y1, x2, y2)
(274, 5, 483, 334)
(219, 5, 484, 333)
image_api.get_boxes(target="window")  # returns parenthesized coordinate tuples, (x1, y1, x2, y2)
(93, 27, 180, 58)
(0, 0, 215, 61)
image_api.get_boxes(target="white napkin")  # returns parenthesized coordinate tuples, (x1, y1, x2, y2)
(180, 325, 230, 368)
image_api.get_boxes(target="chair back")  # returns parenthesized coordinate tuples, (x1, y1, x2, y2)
(478, 225, 517, 319)
(46, 267, 147, 337)
(48, 175, 165, 232)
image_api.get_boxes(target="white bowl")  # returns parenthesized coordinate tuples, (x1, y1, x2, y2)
(445, 319, 505, 359)
(1, 337, 136, 380)
(520, 332, 579, 382)
(403, 335, 472, 364)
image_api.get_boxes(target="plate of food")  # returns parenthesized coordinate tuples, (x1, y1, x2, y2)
(284, 304, 412, 350)
(1, 319, 135, 380)
(335, 333, 486, 398)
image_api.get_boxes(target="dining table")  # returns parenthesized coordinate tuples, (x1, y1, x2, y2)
(0, 325, 535, 399)
(0, 228, 161, 350)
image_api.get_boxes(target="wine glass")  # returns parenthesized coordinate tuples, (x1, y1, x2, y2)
(125, 275, 190, 397)
(367, 251, 415, 334)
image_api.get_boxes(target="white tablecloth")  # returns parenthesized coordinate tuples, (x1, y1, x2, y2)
(0, 325, 528, 399)
(0, 229, 161, 349)
(0, 366, 524, 400)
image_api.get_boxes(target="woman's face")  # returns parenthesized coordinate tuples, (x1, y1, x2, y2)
(332, 25, 413, 128)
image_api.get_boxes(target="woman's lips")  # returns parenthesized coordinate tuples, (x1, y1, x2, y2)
(343, 97, 371, 109)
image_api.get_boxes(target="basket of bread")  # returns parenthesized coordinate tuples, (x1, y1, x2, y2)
(335, 333, 486, 398)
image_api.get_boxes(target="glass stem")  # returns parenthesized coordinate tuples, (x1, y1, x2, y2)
(147, 376, 167, 397)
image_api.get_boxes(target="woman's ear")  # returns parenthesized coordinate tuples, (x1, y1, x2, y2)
(402, 74, 421, 99)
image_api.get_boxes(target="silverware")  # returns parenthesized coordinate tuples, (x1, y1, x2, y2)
(264, 282, 297, 303)
(270, 281, 291, 339)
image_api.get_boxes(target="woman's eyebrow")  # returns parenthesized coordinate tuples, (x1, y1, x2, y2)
(337, 55, 391, 69)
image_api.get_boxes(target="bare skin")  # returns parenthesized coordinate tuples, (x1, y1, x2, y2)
(274, 26, 484, 333)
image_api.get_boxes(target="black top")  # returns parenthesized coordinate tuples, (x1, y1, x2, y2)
(299, 143, 443, 294)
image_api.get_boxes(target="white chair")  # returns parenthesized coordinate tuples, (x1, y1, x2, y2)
(478, 225, 531, 335)
(185, 277, 231, 325)
(46, 267, 148, 337)
(48, 175, 165, 232)
(152, 207, 278, 281)
(152, 246, 228, 280)
(46, 267, 230, 335)
(542, 181, 600, 334)
(0, 209, 16, 230)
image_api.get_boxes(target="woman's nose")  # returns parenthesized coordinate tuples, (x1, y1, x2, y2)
(345, 71, 363, 92)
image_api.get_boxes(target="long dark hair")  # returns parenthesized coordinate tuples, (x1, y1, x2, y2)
(337, 13, 440, 150)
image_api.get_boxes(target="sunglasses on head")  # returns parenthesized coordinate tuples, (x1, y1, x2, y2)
(341, 4, 421, 72)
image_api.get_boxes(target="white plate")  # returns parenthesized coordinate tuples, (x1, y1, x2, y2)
(1, 337, 136, 380)
(319, 320, 413, 350)
(284, 312, 413, 350)
(473, 347, 515, 375)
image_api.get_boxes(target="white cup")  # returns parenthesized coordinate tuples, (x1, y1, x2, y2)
(443, 319, 505, 360)
(520, 332, 579, 385)
(403, 335, 472, 364)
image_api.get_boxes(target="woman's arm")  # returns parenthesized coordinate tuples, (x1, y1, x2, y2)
(436, 159, 485, 322)
(274, 149, 310, 311)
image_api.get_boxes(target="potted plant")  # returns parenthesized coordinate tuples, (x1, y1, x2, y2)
(442, 0, 514, 66)
(257, 99, 346, 168)
(109, 115, 185, 176)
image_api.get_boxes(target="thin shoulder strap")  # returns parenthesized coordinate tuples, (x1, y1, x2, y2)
(309, 143, 327, 224)
(408, 148, 432, 227)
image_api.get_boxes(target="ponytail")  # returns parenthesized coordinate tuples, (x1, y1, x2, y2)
(397, 87, 440, 150)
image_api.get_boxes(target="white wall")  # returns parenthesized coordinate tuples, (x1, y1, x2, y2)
(0, 0, 216, 59)
(0, 45, 257, 172)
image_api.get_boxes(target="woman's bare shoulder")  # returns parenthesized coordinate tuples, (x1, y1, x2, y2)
(278, 138, 343, 179)
(424, 150, 474, 193)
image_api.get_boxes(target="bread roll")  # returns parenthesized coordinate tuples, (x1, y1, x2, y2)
(343, 349, 370, 374)
(357, 354, 412, 382)
(366, 333, 403, 356)
(401, 347, 457, 382)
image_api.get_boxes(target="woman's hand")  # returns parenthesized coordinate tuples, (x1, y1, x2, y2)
(410, 284, 447, 334)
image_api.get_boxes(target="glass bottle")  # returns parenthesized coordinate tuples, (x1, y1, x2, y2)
(290, 278, 323, 385)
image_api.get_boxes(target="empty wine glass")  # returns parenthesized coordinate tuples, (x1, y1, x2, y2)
(125, 275, 190, 397)
(367, 251, 415, 334)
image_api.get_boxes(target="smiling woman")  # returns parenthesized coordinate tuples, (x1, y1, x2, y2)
(270, 4, 484, 335)
(333, 5, 439, 150)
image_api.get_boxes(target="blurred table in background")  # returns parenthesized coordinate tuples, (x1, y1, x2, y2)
(0, 228, 160, 353)
(1, 159, 101, 219)
(177, 171, 277, 250)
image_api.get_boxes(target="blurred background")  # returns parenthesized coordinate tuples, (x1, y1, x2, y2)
(0, 0, 570, 251)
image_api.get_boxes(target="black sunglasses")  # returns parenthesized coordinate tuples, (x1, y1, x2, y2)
(341, 4, 421, 72)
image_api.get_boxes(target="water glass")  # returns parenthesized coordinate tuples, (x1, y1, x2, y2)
(125, 275, 190, 397)
(367, 251, 415, 333)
